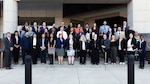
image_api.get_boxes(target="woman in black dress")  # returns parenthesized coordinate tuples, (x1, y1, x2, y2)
(110, 35, 117, 64)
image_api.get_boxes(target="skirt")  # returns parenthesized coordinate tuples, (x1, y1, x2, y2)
(67, 49, 75, 56)
(56, 48, 64, 56)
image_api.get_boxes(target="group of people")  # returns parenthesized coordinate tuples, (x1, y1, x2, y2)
(3, 21, 147, 70)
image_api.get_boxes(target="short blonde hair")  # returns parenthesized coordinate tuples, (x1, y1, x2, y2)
(80, 35, 86, 42)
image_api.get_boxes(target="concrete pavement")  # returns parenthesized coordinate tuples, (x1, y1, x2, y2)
(0, 58, 150, 84)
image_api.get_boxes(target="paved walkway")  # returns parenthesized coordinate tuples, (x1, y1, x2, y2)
(0, 59, 150, 84)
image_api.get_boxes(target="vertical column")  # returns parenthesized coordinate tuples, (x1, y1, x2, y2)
(127, 0, 150, 33)
(54, 3, 63, 27)
(3, 0, 18, 34)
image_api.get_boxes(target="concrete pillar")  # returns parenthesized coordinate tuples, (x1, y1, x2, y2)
(3, 0, 18, 34)
(54, 3, 63, 27)
(127, 0, 150, 33)
(0, 17, 3, 39)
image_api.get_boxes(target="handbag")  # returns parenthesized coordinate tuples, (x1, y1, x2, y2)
(48, 47, 55, 54)
(67, 49, 75, 56)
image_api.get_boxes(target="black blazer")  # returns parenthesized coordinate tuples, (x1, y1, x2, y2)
(30, 37, 39, 50)
(127, 38, 137, 50)
(66, 39, 76, 50)
(67, 32, 76, 38)
(4, 37, 13, 52)
(117, 39, 127, 51)
(39, 38, 48, 49)
(12, 35, 20, 45)
(91, 39, 100, 50)
(78, 41, 87, 51)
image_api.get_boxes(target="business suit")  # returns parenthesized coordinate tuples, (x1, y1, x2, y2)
(4, 37, 13, 68)
(21, 36, 31, 64)
(40, 26, 48, 34)
(12, 35, 20, 63)
(78, 41, 87, 64)
(32, 26, 38, 33)
(18, 30, 25, 39)
(121, 25, 129, 38)
(30, 37, 39, 64)
(138, 40, 146, 68)
(117, 39, 127, 63)
(39, 38, 48, 63)
(101, 39, 110, 63)
(91, 39, 100, 64)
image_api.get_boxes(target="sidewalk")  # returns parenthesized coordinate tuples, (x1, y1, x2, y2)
(0, 59, 150, 84)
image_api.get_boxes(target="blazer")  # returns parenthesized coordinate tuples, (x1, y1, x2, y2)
(12, 35, 21, 50)
(21, 36, 31, 49)
(4, 37, 13, 52)
(78, 41, 88, 51)
(138, 40, 146, 53)
(18, 30, 25, 39)
(117, 38, 127, 51)
(127, 38, 137, 50)
(101, 39, 110, 49)
(39, 38, 48, 49)
(30, 37, 39, 50)
(56, 38, 66, 49)
(12, 35, 20, 45)
(40, 26, 48, 34)
(66, 39, 76, 50)
(91, 39, 100, 50)
(32, 26, 38, 33)
(67, 32, 76, 38)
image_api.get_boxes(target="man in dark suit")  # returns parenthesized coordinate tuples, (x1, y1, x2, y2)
(32, 22, 38, 33)
(84, 23, 89, 34)
(4, 32, 13, 70)
(21, 32, 31, 64)
(138, 35, 146, 69)
(23, 22, 30, 32)
(40, 22, 48, 34)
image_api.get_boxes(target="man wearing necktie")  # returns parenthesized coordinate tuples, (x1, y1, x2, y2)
(4, 32, 13, 70)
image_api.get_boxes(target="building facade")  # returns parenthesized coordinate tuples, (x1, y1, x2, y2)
(0, 0, 150, 38)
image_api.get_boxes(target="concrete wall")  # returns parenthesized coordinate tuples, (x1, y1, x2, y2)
(128, 0, 150, 33)
(18, 2, 63, 27)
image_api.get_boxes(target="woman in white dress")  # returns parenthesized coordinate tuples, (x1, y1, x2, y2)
(66, 34, 76, 65)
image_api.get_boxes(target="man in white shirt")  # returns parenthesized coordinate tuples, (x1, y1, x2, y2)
(57, 27, 68, 40)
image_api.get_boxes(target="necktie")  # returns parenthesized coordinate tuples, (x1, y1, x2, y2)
(20, 31, 22, 35)
(62, 31, 64, 39)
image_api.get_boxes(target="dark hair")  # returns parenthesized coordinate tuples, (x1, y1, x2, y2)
(14, 31, 18, 34)
(140, 35, 144, 38)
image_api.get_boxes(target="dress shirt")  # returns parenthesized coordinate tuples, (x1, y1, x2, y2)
(33, 38, 37, 46)
(99, 25, 110, 34)
(82, 41, 86, 50)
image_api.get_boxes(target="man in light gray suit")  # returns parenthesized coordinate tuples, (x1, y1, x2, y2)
(115, 27, 126, 39)
(18, 25, 25, 39)
(4, 32, 13, 70)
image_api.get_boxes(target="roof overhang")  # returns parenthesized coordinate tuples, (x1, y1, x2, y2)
(20, 0, 131, 4)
